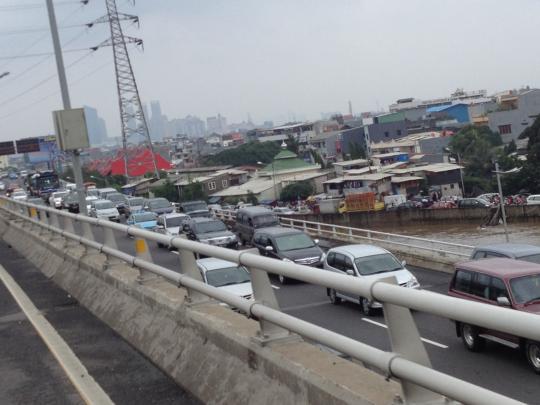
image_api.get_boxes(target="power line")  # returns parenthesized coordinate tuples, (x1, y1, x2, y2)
(0, 50, 95, 108)
(0, 47, 92, 60)
(0, 59, 112, 120)
(0, 1, 86, 11)
(0, 23, 87, 36)
(0, 0, 89, 72)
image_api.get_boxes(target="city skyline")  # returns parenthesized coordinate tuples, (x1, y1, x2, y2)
(0, 1, 539, 141)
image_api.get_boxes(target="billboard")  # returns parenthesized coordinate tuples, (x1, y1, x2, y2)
(0, 141, 15, 156)
(16, 138, 40, 154)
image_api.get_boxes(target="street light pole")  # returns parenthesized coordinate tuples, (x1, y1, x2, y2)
(46, 0, 87, 215)
(494, 162, 510, 243)
(457, 153, 466, 197)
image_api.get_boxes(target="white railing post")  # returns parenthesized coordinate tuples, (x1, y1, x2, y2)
(379, 277, 443, 404)
(103, 227, 122, 268)
(134, 237, 155, 283)
(302, 221, 307, 233)
(242, 249, 291, 344)
(332, 225, 337, 238)
(348, 228, 353, 242)
(317, 223, 321, 237)
(177, 236, 210, 305)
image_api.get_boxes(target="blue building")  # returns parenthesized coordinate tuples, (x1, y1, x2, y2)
(426, 103, 470, 124)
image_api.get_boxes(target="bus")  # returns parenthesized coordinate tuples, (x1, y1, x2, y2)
(26, 170, 60, 200)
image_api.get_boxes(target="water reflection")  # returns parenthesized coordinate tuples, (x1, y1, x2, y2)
(369, 222, 540, 247)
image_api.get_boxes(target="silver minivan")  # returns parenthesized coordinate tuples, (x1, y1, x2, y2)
(324, 244, 420, 315)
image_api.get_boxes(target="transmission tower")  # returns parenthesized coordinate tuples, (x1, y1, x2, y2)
(103, 0, 159, 180)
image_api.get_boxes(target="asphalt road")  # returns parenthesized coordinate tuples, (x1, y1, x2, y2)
(55, 215, 540, 403)
(0, 239, 200, 405)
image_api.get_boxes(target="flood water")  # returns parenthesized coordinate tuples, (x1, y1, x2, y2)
(368, 221, 540, 247)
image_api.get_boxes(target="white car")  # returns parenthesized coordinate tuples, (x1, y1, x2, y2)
(196, 258, 253, 300)
(273, 207, 296, 215)
(85, 196, 98, 212)
(49, 190, 69, 208)
(125, 196, 144, 216)
(526, 195, 540, 206)
(154, 213, 190, 248)
(88, 199, 120, 222)
(11, 190, 28, 201)
(324, 244, 420, 315)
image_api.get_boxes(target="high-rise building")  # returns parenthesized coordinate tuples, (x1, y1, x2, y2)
(148, 100, 166, 141)
(206, 113, 227, 134)
(83, 106, 109, 146)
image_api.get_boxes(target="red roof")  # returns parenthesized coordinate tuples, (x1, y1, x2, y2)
(88, 148, 173, 177)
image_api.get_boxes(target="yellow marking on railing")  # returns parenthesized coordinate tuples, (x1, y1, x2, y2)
(135, 238, 147, 254)
(30, 207, 38, 218)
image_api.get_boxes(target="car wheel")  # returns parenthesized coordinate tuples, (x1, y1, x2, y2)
(329, 289, 341, 305)
(278, 274, 288, 285)
(360, 297, 373, 316)
(525, 341, 540, 374)
(461, 324, 485, 352)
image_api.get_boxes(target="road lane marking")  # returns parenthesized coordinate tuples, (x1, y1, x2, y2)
(282, 301, 329, 311)
(361, 318, 448, 349)
(0, 265, 114, 405)
(271, 284, 280, 290)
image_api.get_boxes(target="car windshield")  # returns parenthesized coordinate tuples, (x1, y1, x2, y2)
(133, 213, 156, 222)
(149, 199, 170, 209)
(108, 194, 125, 202)
(165, 216, 185, 227)
(183, 202, 207, 212)
(510, 274, 540, 304)
(128, 198, 143, 206)
(274, 233, 314, 251)
(195, 220, 227, 233)
(87, 189, 99, 197)
(354, 253, 403, 275)
(95, 201, 114, 210)
(54, 192, 68, 198)
(205, 266, 251, 287)
(253, 214, 279, 228)
(518, 254, 540, 265)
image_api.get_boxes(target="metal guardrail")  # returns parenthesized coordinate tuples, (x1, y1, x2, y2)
(1, 198, 536, 405)
(213, 209, 474, 259)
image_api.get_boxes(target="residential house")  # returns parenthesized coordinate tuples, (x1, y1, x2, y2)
(175, 168, 249, 200)
(487, 88, 540, 143)
(322, 173, 393, 199)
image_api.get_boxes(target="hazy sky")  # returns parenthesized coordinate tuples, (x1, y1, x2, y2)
(0, 0, 539, 142)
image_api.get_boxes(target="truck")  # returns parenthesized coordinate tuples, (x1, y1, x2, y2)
(383, 194, 407, 210)
(338, 193, 384, 213)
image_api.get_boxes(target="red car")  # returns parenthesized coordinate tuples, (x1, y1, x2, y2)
(448, 258, 540, 373)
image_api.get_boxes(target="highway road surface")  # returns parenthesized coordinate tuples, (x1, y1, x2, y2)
(38, 216, 540, 403)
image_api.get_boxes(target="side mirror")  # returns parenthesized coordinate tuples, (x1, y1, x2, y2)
(401, 260, 407, 267)
(346, 269, 355, 276)
(497, 296, 511, 307)
(314, 239, 319, 245)
(265, 245, 273, 252)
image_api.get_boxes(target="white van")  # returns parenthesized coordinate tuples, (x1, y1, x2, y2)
(97, 187, 118, 200)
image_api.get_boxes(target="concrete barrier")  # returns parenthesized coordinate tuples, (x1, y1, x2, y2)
(0, 213, 401, 405)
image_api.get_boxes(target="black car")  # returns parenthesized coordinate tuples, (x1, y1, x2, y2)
(63, 193, 80, 213)
(178, 200, 211, 218)
(183, 217, 238, 249)
(252, 227, 325, 284)
(107, 192, 128, 215)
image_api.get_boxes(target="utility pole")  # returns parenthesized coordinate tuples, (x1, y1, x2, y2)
(46, 0, 87, 215)
(494, 162, 510, 243)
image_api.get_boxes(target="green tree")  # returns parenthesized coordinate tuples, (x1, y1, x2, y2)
(280, 181, 314, 202)
(204, 141, 281, 166)
(154, 180, 179, 202)
(514, 115, 540, 193)
(347, 141, 366, 160)
(246, 191, 258, 205)
(309, 150, 326, 169)
(181, 182, 206, 202)
(286, 133, 300, 154)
